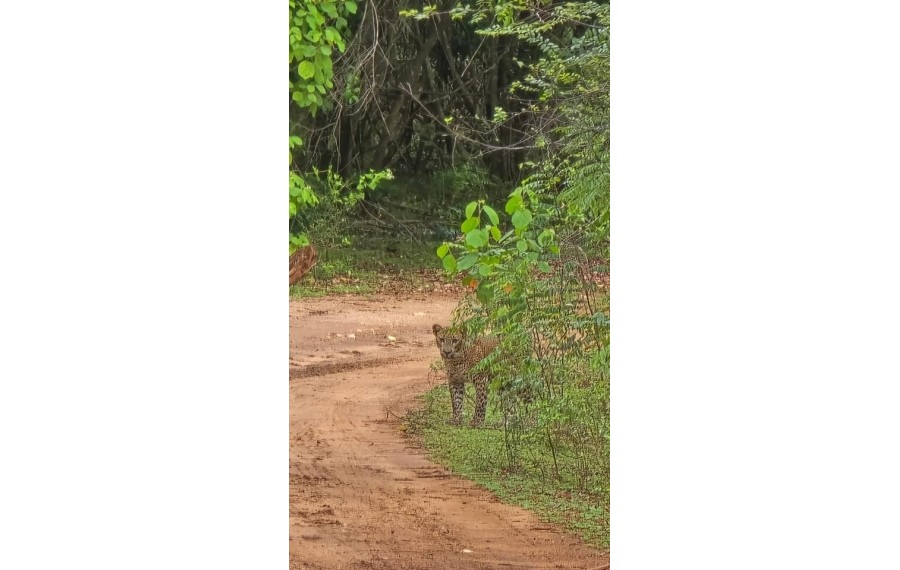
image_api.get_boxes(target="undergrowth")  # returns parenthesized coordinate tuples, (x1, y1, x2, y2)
(289, 237, 450, 298)
(404, 383, 610, 550)
(291, 169, 509, 298)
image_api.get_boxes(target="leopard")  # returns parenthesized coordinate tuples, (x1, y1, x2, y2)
(432, 323, 500, 426)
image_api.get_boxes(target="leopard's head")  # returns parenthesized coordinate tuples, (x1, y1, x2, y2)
(432, 324, 463, 359)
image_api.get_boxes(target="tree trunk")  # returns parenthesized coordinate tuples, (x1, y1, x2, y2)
(289, 245, 318, 286)
(370, 22, 441, 169)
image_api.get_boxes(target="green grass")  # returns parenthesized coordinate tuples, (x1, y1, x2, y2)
(404, 383, 610, 550)
(290, 237, 451, 298)
(327, 237, 443, 272)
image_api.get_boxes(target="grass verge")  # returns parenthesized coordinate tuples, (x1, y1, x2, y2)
(290, 237, 456, 298)
(403, 382, 610, 550)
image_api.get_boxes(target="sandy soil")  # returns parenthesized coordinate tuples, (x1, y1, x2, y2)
(290, 293, 610, 570)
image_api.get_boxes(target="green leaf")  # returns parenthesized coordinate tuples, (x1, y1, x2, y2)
(436, 243, 449, 259)
(457, 254, 478, 270)
(505, 195, 522, 215)
(325, 26, 341, 43)
(483, 205, 500, 226)
(298, 61, 315, 79)
(345, 0, 358, 14)
(537, 261, 552, 273)
(516, 240, 528, 253)
(465, 229, 488, 248)
(460, 217, 480, 233)
(465, 201, 478, 218)
(538, 229, 554, 246)
(478, 264, 493, 277)
(442, 253, 457, 272)
(490, 226, 501, 242)
(511, 209, 532, 229)
(476, 281, 494, 303)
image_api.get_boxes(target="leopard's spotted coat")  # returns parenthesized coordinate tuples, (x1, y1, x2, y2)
(432, 323, 499, 426)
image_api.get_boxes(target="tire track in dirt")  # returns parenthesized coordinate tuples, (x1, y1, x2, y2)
(290, 295, 609, 570)
(292, 355, 418, 379)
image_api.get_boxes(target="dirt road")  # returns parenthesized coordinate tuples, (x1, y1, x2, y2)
(290, 294, 609, 570)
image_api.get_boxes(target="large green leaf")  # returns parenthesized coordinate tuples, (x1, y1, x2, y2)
(461, 217, 480, 233)
(505, 195, 522, 215)
(476, 281, 494, 303)
(483, 205, 500, 226)
(442, 253, 457, 272)
(511, 209, 532, 229)
(298, 61, 315, 79)
(457, 254, 478, 270)
(465, 229, 488, 248)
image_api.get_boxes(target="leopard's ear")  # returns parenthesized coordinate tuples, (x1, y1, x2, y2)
(432, 324, 443, 335)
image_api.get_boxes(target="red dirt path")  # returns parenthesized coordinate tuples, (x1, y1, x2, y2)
(290, 293, 609, 570)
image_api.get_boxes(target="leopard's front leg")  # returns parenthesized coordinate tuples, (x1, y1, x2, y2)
(449, 381, 465, 425)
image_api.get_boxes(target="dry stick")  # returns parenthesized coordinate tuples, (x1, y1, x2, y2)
(434, 18, 479, 116)
(358, 200, 422, 243)
(546, 426, 561, 481)
(398, 82, 543, 153)
(384, 408, 404, 420)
